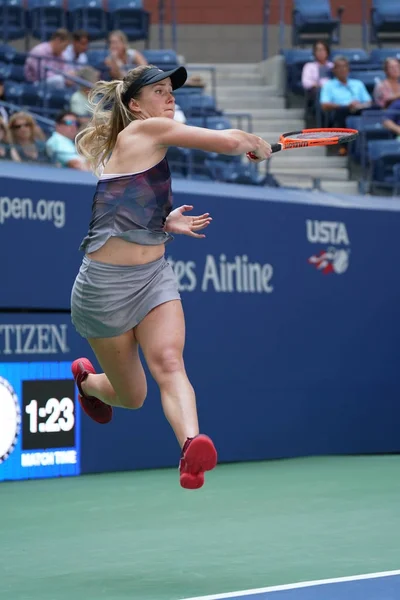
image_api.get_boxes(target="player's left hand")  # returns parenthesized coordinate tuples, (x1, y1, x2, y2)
(165, 205, 212, 238)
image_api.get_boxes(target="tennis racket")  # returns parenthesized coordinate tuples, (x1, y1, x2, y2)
(247, 128, 358, 159)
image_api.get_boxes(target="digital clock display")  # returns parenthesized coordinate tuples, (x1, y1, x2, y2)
(22, 380, 76, 450)
(0, 362, 81, 482)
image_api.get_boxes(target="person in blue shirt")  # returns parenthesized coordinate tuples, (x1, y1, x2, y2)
(320, 56, 372, 128)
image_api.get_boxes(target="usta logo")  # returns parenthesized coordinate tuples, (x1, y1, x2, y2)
(306, 220, 350, 275)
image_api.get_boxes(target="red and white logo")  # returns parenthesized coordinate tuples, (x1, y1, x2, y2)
(306, 220, 350, 275)
(308, 247, 350, 274)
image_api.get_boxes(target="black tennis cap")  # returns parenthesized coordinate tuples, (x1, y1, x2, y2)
(122, 65, 187, 105)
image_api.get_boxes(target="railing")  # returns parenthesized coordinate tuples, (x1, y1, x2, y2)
(279, 0, 286, 53)
(158, 0, 177, 52)
(262, 0, 271, 60)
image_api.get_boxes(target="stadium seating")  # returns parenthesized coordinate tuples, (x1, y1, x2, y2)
(0, 0, 25, 44)
(0, 0, 151, 46)
(108, 0, 150, 46)
(291, 0, 344, 47)
(370, 0, 400, 46)
(67, 0, 108, 41)
(367, 139, 400, 192)
(27, 0, 67, 42)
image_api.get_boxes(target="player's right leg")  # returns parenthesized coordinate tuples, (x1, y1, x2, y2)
(72, 328, 147, 424)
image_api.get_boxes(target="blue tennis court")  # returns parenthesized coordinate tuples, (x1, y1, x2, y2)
(182, 572, 400, 600)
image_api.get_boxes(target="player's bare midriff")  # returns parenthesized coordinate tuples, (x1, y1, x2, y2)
(86, 237, 165, 266)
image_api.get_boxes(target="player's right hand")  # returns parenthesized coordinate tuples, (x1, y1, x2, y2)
(247, 138, 272, 162)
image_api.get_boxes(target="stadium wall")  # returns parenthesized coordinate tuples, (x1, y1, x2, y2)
(0, 162, 399, 481)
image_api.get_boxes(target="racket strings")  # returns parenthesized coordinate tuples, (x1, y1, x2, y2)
(285, 131, 355, 140)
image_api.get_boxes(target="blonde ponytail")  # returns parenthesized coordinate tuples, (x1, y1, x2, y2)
(75, 65, 154, 176)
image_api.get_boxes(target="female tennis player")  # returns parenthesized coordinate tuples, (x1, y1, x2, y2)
(70, 64, 272, 490)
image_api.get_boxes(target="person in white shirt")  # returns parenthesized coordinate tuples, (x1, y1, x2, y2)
(62, 30, 89, 68)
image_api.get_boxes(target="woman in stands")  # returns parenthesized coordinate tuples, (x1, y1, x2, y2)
(301, 40, 333, 125)
(70, 64, 271, 490)
(373, 57, 400, 109)
(105, 30, 148, 80)
(8, 112, 49, 164)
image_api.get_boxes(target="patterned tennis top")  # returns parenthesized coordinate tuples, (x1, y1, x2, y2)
(79, 158, 173, 253)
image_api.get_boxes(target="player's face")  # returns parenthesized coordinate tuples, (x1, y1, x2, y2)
(136, 79, 176, 119)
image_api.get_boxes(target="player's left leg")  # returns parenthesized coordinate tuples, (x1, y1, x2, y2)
(134, 299, 217, 489)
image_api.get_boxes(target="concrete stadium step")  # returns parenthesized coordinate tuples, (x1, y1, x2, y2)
(269, 155, 347, 168)
(216, 85, 279, 99)
(189, 62, 262, 74)
(274, 177, 360, 195)
(320, 180, 360, 195)
(220, 97, 286, 111)
(252, 119, 305, 132)
(213, 63, 262, 74)
(270, 166, 350, 181)
(218, 96, 287, 110)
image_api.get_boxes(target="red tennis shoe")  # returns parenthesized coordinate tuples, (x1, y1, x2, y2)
(71, 358, 113, 424)
(179, 434, 217, 489)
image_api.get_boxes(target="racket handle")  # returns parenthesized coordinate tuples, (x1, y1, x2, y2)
(247, 142, 282, 160)
(271, 143, 282, 153)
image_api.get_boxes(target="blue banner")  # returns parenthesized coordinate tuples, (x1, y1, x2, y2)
(1, 163, 400, 477)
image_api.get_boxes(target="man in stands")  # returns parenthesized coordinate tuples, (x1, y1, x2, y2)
(46, 111, 89, 170)
(24, 29, 72, 88)
(320, 56, 372, 128)
(62, 30, 89, 68)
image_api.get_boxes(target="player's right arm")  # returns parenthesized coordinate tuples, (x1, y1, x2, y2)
(134, 117, 272, 160)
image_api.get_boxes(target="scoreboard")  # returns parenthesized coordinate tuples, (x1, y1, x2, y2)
(0, 362, 81, 481)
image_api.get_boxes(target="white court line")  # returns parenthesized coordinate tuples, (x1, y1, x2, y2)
(181, 569, 400, 600)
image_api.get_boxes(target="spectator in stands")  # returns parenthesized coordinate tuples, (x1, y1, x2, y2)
(62, 30, 89, 68)
(24, 29, 72, 88)
(46, 111, 89, 170)
(320, 56, 372, 127)
(373, 58, 400, 109)
(301, 40, 333, 91)
(382, 98, 400, 140)
(8, 112, 49, 164)
(70, 66, 99, 127)
(0, 117, 15, 161)
(0, 76, 9, 124)
(104, 30, 147, 80)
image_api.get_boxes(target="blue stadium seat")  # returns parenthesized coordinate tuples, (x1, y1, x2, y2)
(346, 113, 393, 164)
(349, 69, 385, 94)
(0, 63, 25, 82)
(281, 49, 314, 95)
(330, 48, 380, 70)
(370, 0, 400, 46)
(27, 0, 67, 42)
(142, 49, 179, 71)
(19, 82, 44, 108)
(0, 43, 17, 62)
(4, 80, 23, 104)
(67, 0, 108, 41)
(204, 158, 267, 186)
(86, 48, 108, 69)
(186, 94, 221, 117)
(369, 48, 400, 64)
(367, 139, 400, 191)
(292, 0, 343, 47)
(393, 163, 400, 195)
(166, 146, 191, 178)
(0, 0, 26, 44)
(43, 88, 73, 114)
(108, 0, 150, 45)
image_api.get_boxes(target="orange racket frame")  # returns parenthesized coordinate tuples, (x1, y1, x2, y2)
(247, 127, 359, 159)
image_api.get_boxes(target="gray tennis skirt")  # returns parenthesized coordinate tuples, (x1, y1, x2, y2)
(71, 255, 181, 339)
